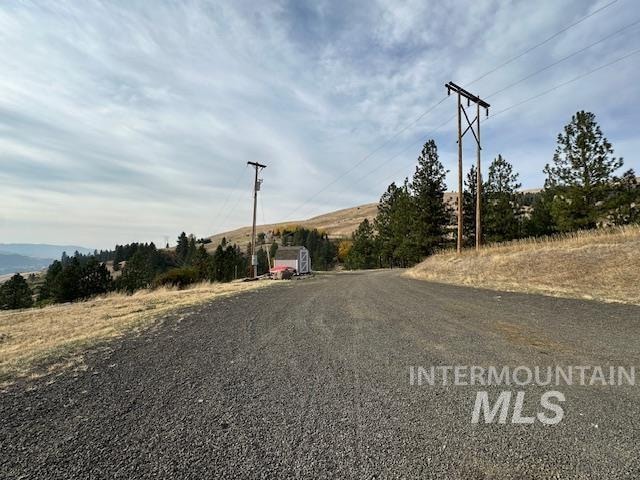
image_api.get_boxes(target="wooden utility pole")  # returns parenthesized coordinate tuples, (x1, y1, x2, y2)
(247, 161, 266, 278)
(457, 91, 463, 254)
(476, 101, 482, 251)
(445, 81, 490, 253)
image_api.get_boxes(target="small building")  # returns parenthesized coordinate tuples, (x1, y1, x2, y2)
(273, 246, 311, 274)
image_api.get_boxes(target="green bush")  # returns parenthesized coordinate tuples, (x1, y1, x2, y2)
(153, 267, 199, 289)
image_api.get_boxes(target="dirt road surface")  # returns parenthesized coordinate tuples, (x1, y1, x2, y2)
(2, 270, 639, 478)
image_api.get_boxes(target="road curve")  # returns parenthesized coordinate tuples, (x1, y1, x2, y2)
(2, 270, 640, 479)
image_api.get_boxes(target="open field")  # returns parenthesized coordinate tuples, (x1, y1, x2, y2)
(406, 225, 640, 305)
(0, 281, 273, 383)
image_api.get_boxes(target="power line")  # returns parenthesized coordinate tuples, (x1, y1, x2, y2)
(350, 115, 454, 187)
(485, 18, 640, 99)
(466, 0, 619, 86)
(207, 164, 249, 236)
(338, 32, 640, 194)
(373, 45, 640, 192)
(283, 1, 619, 220)
(488, 46, 640, 118)
(282, 96, 449, 220)
(215, 166, 253, 236)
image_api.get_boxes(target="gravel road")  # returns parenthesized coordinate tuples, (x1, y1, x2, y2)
(2, 270, 640, 479)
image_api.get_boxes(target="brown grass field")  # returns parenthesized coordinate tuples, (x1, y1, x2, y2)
(406, 225, 640, 305)
(0, 281, 274, 384)
(207, 192, 461, 250)
(206, 203, 379, 249)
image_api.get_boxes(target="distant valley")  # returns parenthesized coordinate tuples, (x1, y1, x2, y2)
(0, 244, 92, 276)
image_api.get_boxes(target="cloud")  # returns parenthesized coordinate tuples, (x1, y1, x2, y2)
(0, 0, 638, 248)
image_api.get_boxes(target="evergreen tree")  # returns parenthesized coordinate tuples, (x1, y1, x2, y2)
(175, 232, 189, 265)
(256, 247, 269, 275)
(544, 111, 623, 231)
(522, 189, 556, 237)
(269, 241, 279, 262)
(484, 154, 522, 242)
(186, 235, 197, 265)
(375, 180, 420, 267)
(77, 258, 112, 298)
(462, 165, 487, 246)
(410, 140, 450, 255)
(193, 244, 214, 280)
(38, 260, 63, 302)
(55, 257, 83, 302)
(117, 244, 168, 293)
(345, 219, 378, 269)
(0, 273, 33, 310)
(605, 169, 640, 225)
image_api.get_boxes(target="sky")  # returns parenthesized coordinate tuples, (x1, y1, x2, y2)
(0, 0, 638, 249)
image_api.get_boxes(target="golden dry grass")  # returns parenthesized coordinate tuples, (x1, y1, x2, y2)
(206, 203, 379, 249)
(206, 191, 464, 249)
(0, 281, 273, 383)
(406, 225, 640, 305)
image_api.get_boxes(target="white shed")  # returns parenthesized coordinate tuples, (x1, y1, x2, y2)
(273, 246, 311, 274)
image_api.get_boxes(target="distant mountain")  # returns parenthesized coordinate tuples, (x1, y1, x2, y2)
(0, 243, 92, 260)
(0, 252, 53, 276)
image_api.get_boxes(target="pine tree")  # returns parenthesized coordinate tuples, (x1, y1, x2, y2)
(256, 247, 269, 275)
(38, 260, 63, 302)
(606, 169, 640, 225)
(522, 189, 556, 237)
(269, 241, 279, 262)
(345, 219, 378, 269)
(186, 235, 197, 265)
(375, 180, 420, 267)
(462, 165, 487, 246)
(193, 244, 213, 280)
(544, 111, 623, 231)
(55, 257, 83, 302)
(484, 154, 522, 242)
(0, 273, 33, 310)
(77, 258, 112, 298)
(410, 140, 450, 255)
(176, 232, 189, 265)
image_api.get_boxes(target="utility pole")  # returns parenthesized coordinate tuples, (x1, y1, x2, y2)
(445, 81, 490, 253)
(247, 161, 267, 278)
(476, 101, 482, 251)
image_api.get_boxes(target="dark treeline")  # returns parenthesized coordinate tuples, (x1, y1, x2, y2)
(269, 226, 338, 270)
(345, 110, 640, 269)
(1, 234, 250, 310)
(2, 225, 338, 310)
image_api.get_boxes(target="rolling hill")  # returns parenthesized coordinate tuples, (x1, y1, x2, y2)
(0, 243, 92, 259)
(0, 252, 52, 276)
(206, 192, 461, 249)
(206, 203, 379, 248)
(0, 244, 93, 278)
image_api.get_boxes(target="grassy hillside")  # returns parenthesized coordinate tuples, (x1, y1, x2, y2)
(406, 225, 640, 305)
(207, 203, 379, 249)
(207, 192, 461, 249)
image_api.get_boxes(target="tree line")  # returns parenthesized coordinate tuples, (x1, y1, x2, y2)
(267, 226, 338, 271)
(0, 234, 250, 310)
(344, 110, 639, 269)
(1, 226, 341, 311)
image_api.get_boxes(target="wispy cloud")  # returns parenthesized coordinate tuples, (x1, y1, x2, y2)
(0, 0, 638, 248)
